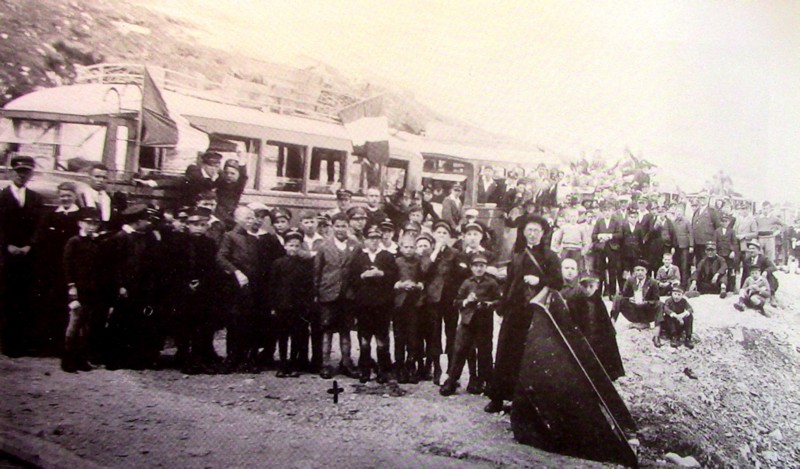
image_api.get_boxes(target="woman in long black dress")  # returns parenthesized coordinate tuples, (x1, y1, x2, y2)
(484, 215, 563, 413)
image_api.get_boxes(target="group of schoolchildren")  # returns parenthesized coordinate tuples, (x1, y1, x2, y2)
(0, 154, 509, 398)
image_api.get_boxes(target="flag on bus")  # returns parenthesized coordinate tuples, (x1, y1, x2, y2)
(141, 67, 178, 147)
(338, 95, 390, 165)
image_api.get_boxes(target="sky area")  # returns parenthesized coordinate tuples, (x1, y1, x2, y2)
(146, 0, 800, 203)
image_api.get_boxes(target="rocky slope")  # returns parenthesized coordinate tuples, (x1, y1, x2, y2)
(0, 0, 497, 138)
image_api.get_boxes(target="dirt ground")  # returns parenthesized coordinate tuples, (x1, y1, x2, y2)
(2, 272, 800, 468)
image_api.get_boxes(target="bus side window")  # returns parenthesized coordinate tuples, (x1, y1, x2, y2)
(261, 141, 304, 192)
(308, 148, 346, 194)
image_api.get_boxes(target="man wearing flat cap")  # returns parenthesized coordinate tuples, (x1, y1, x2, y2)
(741, 240, 779, 305)
(1, 155, 44, 356)
(326, 189, 353, 219)
(611, 258, 662, 332)
(183, 151, 223, 206)
(689, 241, 728, 298)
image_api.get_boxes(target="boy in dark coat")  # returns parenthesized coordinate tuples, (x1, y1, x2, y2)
(104, 205, 165, 370)
(172, 207, 220, 373)
(348, 224, 398, 383)
(61, 207, 103, 372)
(661, 286, 695, 348)
(270, 228, 314, 377)
(419, 220, 458, 384)
(32, 181, 81, 354)
(440, 253, 500, 396)
(392, 234, 426, 384)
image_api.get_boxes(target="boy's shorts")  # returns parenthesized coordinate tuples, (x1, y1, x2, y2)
(319, 299, 353, 332)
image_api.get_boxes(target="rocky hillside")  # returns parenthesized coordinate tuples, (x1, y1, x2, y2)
(0, 0, 496, 138)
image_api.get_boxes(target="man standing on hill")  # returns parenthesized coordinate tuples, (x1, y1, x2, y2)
(691, 194, 720, 266)
(755, 202, 784, 263)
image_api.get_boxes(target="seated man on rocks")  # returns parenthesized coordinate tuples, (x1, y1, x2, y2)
(611, 259, 662, 331)
(688, 241, 728, 298)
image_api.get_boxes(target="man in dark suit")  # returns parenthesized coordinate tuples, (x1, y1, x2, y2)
(611, 259, 663, 334)
(619, 207, 647, 277)
(691, 194, 721, 266)
(741, 241, 779, 305)
(591, 201, 623, 298)
(476, 166, 502, 204)
(217, 206, 264, 372)
(1, 155, 44, 357)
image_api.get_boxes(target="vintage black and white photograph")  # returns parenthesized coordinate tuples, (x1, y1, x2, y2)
(1, 1, 799, 467)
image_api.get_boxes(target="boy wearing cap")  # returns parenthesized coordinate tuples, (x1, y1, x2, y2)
(171, 208, 220, 373)
(347, 224, 398, 383)
(32, 181, 81, 354)
(315, 213, 360, 379)
(418, 220, 459, 383)
(269, 228, 314, 377)
(660, 286, 695, 348)
(269, 207, 293, 245)
(380, 219, 398, 254)
(440, 253, 500, 396)
(61, 207, 103, 372)
(346, 206, 368, 243)
(689, 242, 728, 298)
(392, 233, 426, 383)
(0, 155, 44, 357)
(734, 268, 771, 314)
(196, 191, 226, 247)
(104, 204, 164, 370)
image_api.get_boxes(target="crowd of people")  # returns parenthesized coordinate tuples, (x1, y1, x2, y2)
(1, 150, 797, 416)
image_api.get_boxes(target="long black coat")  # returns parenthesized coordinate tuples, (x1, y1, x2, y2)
(488, 244, 563, 402)
(562, 285, 625, 381)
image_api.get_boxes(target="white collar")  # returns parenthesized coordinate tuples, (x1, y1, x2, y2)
(333, 237, 348, 250)
(121, 224, 136, 234)
(201, 166, 219, 181)
(56, 204, 80, 214)
(305, 232, 323, 243)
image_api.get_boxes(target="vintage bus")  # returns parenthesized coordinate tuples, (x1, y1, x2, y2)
(0, 63, 422, 213)
(402, 134, 567, 260)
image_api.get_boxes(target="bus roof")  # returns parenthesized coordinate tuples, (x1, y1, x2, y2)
(4, 83, 143, 116)
(164, 91, 353, 152)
